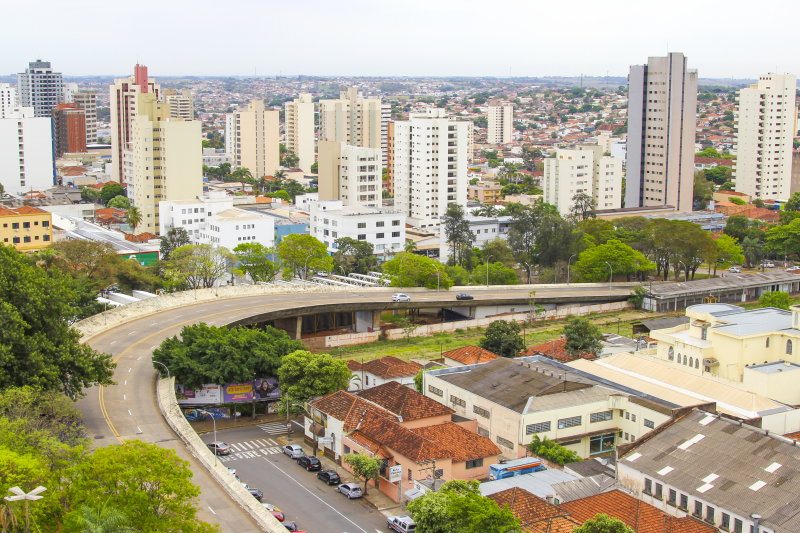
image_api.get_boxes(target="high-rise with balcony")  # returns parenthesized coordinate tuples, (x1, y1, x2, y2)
(17, 60, 62, 117)
(225, 100, 279, 178)
(52, 103, 86, 156)
(487, 100, 513, 144)
(732, 74, 797, 199)
(542, 145, 623, 215)
(392, 109, 469, 230)
(110, 64, 161, 185)
(319, 87, 390, 167)
(163, 89, 194, 121)
(625, 53, 697, 211)
(318, 141, 382, 208)
(284, 93, 315, 173)
(0, 84, 16, 118)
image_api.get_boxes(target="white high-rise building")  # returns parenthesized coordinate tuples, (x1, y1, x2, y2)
(225, 100, 279, 178)
(487, 101, 513, 144)
(393, 109, 469, 230)
(625, 53, 697, 211)
(319, 87, 389, 167)
(225, 113, 235, 156)
(733, 74, 797, 199)
(318, 141, 382, 208)
(0, 108, 55, 196)
(542, 145, 623, 215)
(309, 200, 406, 256)
(284, 93, 315, 173)
(0, 84, 17, 118)
(17, 60, 62, 117)
(164, 89, 194, 121)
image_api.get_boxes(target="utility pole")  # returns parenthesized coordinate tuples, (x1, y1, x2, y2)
(417, 459, 440, 491)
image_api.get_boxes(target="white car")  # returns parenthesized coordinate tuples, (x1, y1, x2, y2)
(282, 444, 305, 459)
(392, 293, 411, 302)
(388, 515, 417, 532)
(729, 267, 741, 273)
(762, 262, 775, 268)
(338, 482, 363, 499)
(787, 266, 800, 272)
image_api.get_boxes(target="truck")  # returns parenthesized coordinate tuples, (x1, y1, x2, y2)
(488, 457, 546, 480)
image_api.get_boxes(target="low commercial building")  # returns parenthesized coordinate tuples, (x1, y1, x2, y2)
(441, 345, 500, 367)
(309, 200, 405, 255)
(347, 357, 421, 391)
(0, 205, 52, 251)
(468, 182, 503, 205)
(438, 214, 512, 263)
(158, 191, 233, 240)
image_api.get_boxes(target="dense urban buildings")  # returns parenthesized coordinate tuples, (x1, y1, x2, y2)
(625, 52, 698, 211)
(0, 107, 55, 196)
(17, 60, 62, 117)
(70, 89, 98, 144)
(309, 200, 406, 256)
(542, 145, 623, 213)
(226, 100, 279, 178)
(318, 141, 382, 208)
(284, 93, 315, 173)
(319, 87, 390, 167)
(487, 100, 513, 144)
(733, 73, 798, 199)
(51, 103, 86, 156)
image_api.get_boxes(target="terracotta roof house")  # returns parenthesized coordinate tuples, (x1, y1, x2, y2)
(346, 356, 422, 391)
(356, 381, 453, 426)
(523, 337, 596, 362)
(442, 345, 501, 367)
(489, 487, 579, 533)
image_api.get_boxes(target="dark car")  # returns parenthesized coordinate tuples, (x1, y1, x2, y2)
(455, 293, 474, 300)
(297, 455, 321, 471)
(317, 470, 341, 485)
(283, 522, 301, 532)
(248, 488, 263, 501)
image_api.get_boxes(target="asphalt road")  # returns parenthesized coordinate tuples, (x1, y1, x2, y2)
(200, 423, 390, 533)
(76, 285, 633, 532)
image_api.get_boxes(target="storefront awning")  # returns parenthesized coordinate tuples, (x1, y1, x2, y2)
(404, 489, 424, 501)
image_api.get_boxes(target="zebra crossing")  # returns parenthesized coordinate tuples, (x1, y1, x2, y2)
(258, 422, 289, 435)
(217, 438, 283, 463)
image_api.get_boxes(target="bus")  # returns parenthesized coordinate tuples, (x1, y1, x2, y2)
(488, 457, 546, 480)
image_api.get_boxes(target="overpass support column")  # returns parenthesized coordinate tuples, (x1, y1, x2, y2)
(372, 310, 382, 331)
(274, 316, 301, 340)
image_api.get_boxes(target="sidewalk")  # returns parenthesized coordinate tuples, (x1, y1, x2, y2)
(277, 431, 405, 517)
(190, 413, 289, 434)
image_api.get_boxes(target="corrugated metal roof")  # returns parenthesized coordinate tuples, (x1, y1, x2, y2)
(651, 272, 799, 298)
(480, 469, 578, 497)
(551, 474, 617, 502)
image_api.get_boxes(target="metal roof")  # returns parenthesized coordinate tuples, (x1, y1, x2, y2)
(651, 272, 799, 299)
(551, 474, 617, 502)
(480, 468, 578, 497)
(639, 316, 691, 332)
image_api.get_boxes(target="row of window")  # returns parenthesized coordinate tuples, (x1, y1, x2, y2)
(644, 478, 742, 531)
(356, 220, 401, 228)
(3, 220, 50, 229)
(4, 235, 50, 244)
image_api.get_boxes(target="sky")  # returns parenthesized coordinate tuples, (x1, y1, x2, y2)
(3, 0, 798, 80)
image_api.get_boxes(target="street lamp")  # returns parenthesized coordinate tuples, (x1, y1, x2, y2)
(567, 254, 576, 285)
(485, 254, 493, 287)
(200, 410, 219, 466)
(430, 266, 440, 298)
(152, 360, 170, 379)
(604, 261, 612, 289)
(522, 262, 532, 285)
(678, 260, 686, 282)
(338, 266, 348, 303)
(5, 486, 46, 533)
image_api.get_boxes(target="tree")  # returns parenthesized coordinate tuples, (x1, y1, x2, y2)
(741, 236, 763, 268)
(723, 215, 750, 242)
(785, 192, 800, 212)
(159, 227, 191, 261)
(563, 315, 604, 359)
(126, 206, 142, 233)
(74, 504, 134, 533)
(471, 262, 519, 285)
(100, 183, 125, 205)
(569, 192, 597, 221)
(333, 237, 377, 275)
(478, 320, 525, 358)
(444, 265, 470, 286)
(443, 203, 475, 267)
(578, 219, 616, 246)
(81, 187, 102, 203)
(381, 253, 453, 289)
(342, 453, 382, 496)
(527, 435, 582, 465)
(310, 162, 318, 174)
(473, 116, 488, 128)
(0, 245, 115, 399)
(276, 234, 333, 280)
(574, 240, 655, 282)
(282, 180, 305, 200)
(152, 324, 302, 388)
(283, 150, 300, 169)
(713, 234, 744, 274)
(481, 238, 515, 267)
(231, 167, 253, 192)
(729, 197, 746, 205)
(414, 366, 445, 393)
(106, 195, 131, 210)
(266, 190, 291, 202)
(573, 514, 635, 533)
(277, 351, 350, 415)
(628, 285, 648, 310)
(759, 291, 790, 310)
(232, 242, 279, 283)
(693, 173, 714, 209)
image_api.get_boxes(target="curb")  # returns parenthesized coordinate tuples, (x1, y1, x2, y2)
(277, 436, 287, 446)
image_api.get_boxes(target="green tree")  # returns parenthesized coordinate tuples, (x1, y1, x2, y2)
(152, 324, 302, 387)
(723, 215, 750, 242)
(471, 262, 519, 285)
(277, 351, 350, 415)
(333, 237, 377, 275)
(694, 173, 714, 209)
(574, 240, 655, 282)
(266, 190, 291, 202)
(74, 504, 134, 533)
(414, 366, 445, 394)
(282, 180, 305, 200)
(712, 234, 745, 274)
(232, 242, 279, 283)
(159, 227, 191, 261)
(478, 320, 525, 358)
(729, 197, 746, 205)
(569, 192, 597, 221)
(563, 315, 603, 359)
(125, 206, 142, 233)
(473, 116, 488, 128)
(283, 150, 300, 169)
(310, 162, 318, 174)
(527, 435, 582, 465)
(628, 285, 648, 310)
(167, 244, 234, 289)
(106, 195, 131, 210)
(741, 236, 764, 268)
(500, 183, 522, 196)
(759, 291, 791, 310)
(80, 187, 102, 203)
(276, 234, 333, 280)
(231, 167, 254, 192)
(443, 203, 476, 267)
(481, 238, 515, 267)
(100, 183, 125, 205)
(578, 219, 616, 246)
(342, 453, 382, 496)
(444, 265, 470, 286)
(573, 514, 635, 533)
(381, 253, 453, 289)
(785, 192, 800, 212)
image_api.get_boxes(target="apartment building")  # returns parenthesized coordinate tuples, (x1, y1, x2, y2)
(542, 145, 623, 214)
(626, 53, 698, 211)
(110, 64, 161, 184)
(52, 103, 86, 156)
(163, 89, 194, 121)
(0, 84, 17, 118)
(319, 87, 390, 167)
(159, 191, 233, 238)
(0, 206, 52, 251)
(468, 181, 503, 204)
(195, 208, 274, 250)
(284, 93, 315, 173)
(17, 60, 62, 117)
(393, 109, 469, 230)
(0, 107, 56, 196)
(733, 74, 797, 199)
(309, 200, 405, 255)
(125, 92, 202, 235)
(487, 101, 513, 145)
(387, 120, 396, 195)
(71, 90, 98, 144)
(318, 141, 382, 208)
(201, 148, 232, 168)
(226, 100, 279, 178)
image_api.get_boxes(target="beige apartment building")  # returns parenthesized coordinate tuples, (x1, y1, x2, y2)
(227, 100, 279, 178)
(67, 89, 98, 144)
(487, 100, 513, 145)
(163, 89, 194, 121)
(318, 141, 382, 208)
(542, 145, 623, 214)
(733, 74, 797, 199)
(468, 181, 502, 204)
(319, 87, 389, 167)
(125, 92, 201, 235)
(284, 93, 315, 173)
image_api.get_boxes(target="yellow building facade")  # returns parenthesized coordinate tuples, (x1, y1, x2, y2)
(0, 206, 53, 251)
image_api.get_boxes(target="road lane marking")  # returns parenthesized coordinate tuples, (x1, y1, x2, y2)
(230, 443, 241, 451)
(123, 395, 126, 400)
(242, 441, 254, 449)
(128, 410, 132, 416)
(208, 507, 216, 515)
(128, 368, 131, 372)
(224, 304, 232, 307)
(137, 426, 142, 433)
(128, 331, 136, 335)
(248, 441, 260, 448)
(124, 380, 127, 385)
(110, 341, 115, 345)
(137, 356, 141, 360)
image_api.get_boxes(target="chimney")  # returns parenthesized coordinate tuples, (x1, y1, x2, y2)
(751, 514, 761, 533)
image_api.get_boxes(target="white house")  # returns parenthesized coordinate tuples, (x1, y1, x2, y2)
(439, 214, 512, 264)
(309, 200, 406, 255)
(198, 208, 274, 250)
(346, 356, 422, 391)
(158, 191, 233, 240)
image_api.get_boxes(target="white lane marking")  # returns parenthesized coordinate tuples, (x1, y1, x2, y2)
(224, 304, 232, 307)
(137, 426, 142, 433)
(248, 441, 260, 448)
(123, 394, 126, 400)
(207, 321, 215, 324)
(256, 439, 269, 446)
(150, 345, 156, 350)
(229, 443, 241, 451)
(124, 380, 127, 385)
(137, 356, 141, 360)
(234, 453, 243, 458)
(127, 368, 131, 373)
(176, 315, 182, 318)
(262, 458, 369, 533)
(242, 441, 254, 449)
(128, 331, 136, 335)
(229, 316, 236, 319)
(110, 341, 116, 345)
(128, 410, 132, 416)
(208, 507, 216, 515)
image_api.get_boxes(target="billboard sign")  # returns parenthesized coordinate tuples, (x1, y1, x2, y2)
(175, 384, 221, 405)
(175, 378, 279, 405)
(389, 465, 402, 483)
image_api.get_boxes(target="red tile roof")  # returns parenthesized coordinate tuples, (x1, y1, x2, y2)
(442, 345, 500, 365)
(13, 206, 48, 215)
(783, 430, 800, 440)
(523, 337, 596, 362)
(489, 488, 578, 533)
(95, 207, 128, 217)
(410, 421, 500, 462)
(695, 157, 734, 167)
(124, 232, 157, 242)
(0, 206, 20, 216)
(347, 356, 422, 379)
(311, 390, 399, 430)
(350, 412, 452, 462)
(356, 381, 453, 421)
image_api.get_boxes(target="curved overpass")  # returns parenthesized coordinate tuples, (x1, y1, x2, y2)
(75, 284, 634, 532)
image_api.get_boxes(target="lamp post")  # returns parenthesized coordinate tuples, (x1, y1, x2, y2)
(678, 260, 686, 282)
(522, 262, 532, 285)
(567, 254, 576, 285)
(430, 266, 440, 298)
(5, 486, 46, 533)
(604, 261, 612, 289)
(251, 373, 257, 421)
(152, 360, 170, 379)
(485, 255, 493, 287)
(200, 410, 219, 466)
(303, 256, 312, 281)
(257, 281, 268, 312)
(338, 266, 348, 303)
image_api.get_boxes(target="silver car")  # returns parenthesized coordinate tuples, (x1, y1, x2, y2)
(338, 482, 363, 499)
(392, 293, 411, 302)
(282, 444, 305, 459)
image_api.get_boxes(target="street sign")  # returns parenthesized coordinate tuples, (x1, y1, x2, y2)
(317, 436, 334, 444)
(389, 465, 402, 482)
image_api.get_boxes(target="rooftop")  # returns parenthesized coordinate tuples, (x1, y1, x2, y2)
(410, 421, 501, 463)
(480, 468, 577, 497)
(550, 474, 616, 503)
(355, 381, 453, 421)
(650, 273, 800, 299)
(441, 345, 500, 365)
(747, 360, 800, 375)
(347, 356, 422, 380)
(310, 390, 399, 430)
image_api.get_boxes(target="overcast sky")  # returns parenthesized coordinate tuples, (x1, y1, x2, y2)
(3, 0, 798, 80)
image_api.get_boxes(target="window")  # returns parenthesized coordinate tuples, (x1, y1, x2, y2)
(344, 445, 351, 454)
(357, 234, 366, 240)
(589, 433, 616, 455)
(788, 340, 793, 355)
(668, 346, 674, 361)
(11, 223, 19, 229)
(450, 395, 466, 407)
(655, 483, 663, 499)
(625, 412, 630, 420)
(683, 355, 687, 365)
(12, 237, 20, 244)
(474, 405, 490, 418)
(23, 236, 30, 243)
(496, 436, 514, 449)
(722, 513, 730, 530)
(695, 359, 699, 369)
(376, 233, 384, 239)
(694, 501, 703, 517)
(392, 231, 400, 238)
(357, 222, 366, 229)
(43, 235, 50, 242)
(465, 458, 483, 469)
(668, 489, 677, 505)
(42, 221, 49, 228)
(590, 411, 613, 423)
(644, 419, 655, 429)
(376, 221, 384, 227)
(734, 519, 743, 533)
(526, 421, 551, 434)
(706, 506, 715, 523)
(644, 478, 652, 494)
(477, 427, 489, 437)
(22, 222, 30, 229)
(679, 494, 688, 510)
(766, 338, 770, 348)
(558, 416, 581, 429)
(392, 220, 400, 226)
(428, 385, 443, 397)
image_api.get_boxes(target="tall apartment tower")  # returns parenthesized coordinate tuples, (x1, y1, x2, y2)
(110, 64, 161, 184)
(0, 107, 56, 196)
(62, 83, 98, 145)
(226, 100, 279, 178)
(733, 74, 798, 199)
(164, 89, 194, 121)
(51, 103, 86, 156)
(284, 93, 315, 173)
(0, 84, 16, 118)
(393, 109, 469, 230)
(319, 87, 390, 167)
(487, 100, 513, 144)
(318, 141, 382, 208)
(17, 60, 62, 117)
(625, 53, 697, 211)
(125, 92, 202, 235)
(386, 121, 396, 196)
(542, 145, 623, 214)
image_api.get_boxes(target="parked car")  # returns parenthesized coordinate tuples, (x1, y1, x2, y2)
(226, 467, 237, 476)
(729, 267, 741, 273)
(262, 503, 282, 513)
(455, 293, 473, 301)
(240, 482, 251, 490)
(271, 510, 285, 522)
(762, 262, 775, 268)
(317, 470, 341, 485)
(207, 442, 230, 455)
(283, 522, 304, 532)
(248, 488, 263, 501)
(388, 515, 417, 533)
(282, 445, 305, 459)
(392, 293, 411, 302)
(788, 266, 800, 272)
(338, 483, 363, 499)
(297, 455, 321, 471)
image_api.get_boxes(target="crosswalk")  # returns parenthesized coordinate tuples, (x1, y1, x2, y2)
(217, 438, 283, 463)
(258, 422, 289, 435)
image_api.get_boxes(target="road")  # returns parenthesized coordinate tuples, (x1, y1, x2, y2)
(76, 285, 633, 532)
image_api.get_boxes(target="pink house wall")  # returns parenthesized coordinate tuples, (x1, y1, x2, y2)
(399, 414, 452, 429)
(449, 454, 499, 482)
(454, 418, 478, 432)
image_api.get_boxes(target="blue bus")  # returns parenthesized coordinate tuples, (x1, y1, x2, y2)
(488, 457, 546, 480)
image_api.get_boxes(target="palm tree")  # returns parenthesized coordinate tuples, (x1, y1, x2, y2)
(76, 504, 133, 533)
(231, 167, 254, 193)
(126, 206, 143, 233)
(34, 247, 62, 271)
(0, 503, 19, 532)
(741, 236, 763, 269)
(404, 240, 418, 253)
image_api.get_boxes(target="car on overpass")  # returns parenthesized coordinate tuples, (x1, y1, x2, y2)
(392, 293, 411, 302)
(455, 293, 474, 300)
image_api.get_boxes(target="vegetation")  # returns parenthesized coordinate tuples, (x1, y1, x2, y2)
(759, 291, 791, 310)
(232, 242, 279, 283)
(100, 183, 126, 205)
(573, 514, 635, 533)
(165, 244, 235, 289)
(333, 237, 378, 275)
(159, 227, 191, 261)
(527, 435, 582, 465)
(478, 321, 525, 358)
(414, 366, 446, 393)
(277, 351, 351, 416)
(276, 234, 333, 280)
(382, 253, 453, 289)
(342, 453, 382, 496)
(563, 315, 604, 359)
(106, 195, 130, 209)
